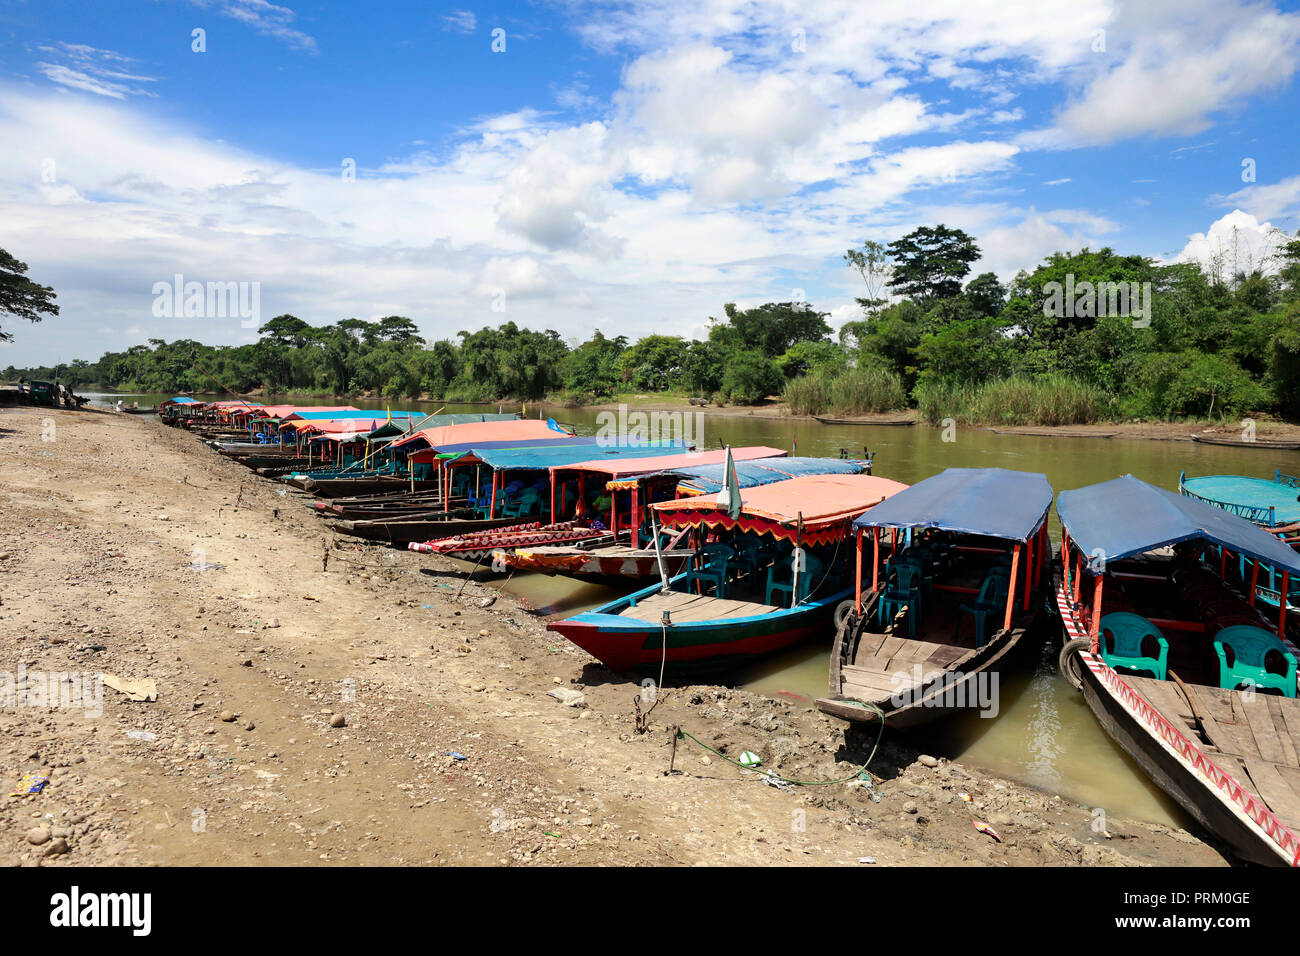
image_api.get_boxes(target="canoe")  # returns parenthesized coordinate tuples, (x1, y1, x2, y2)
(990, 428, 1117, 439)
(548, 576, 854, 679)
(410, 521, 610, 563)
(497, 542, 695, 582)
(1190, 435, 1300, 450)
(1056, 474, 1300, 866)
(334, 513, 525, 545)
(301, 476, 440, 497)
(814, 468, 1055, 728)
(120, 406, 157, 415)
(812, 416, 914, 426)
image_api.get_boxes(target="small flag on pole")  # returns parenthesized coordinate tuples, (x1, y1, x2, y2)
(716, 444, 742, 519)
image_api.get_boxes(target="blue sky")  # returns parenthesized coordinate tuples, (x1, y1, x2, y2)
(1, 0, 1299, 366)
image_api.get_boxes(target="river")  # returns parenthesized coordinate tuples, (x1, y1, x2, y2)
(93, 390, 1300, 827)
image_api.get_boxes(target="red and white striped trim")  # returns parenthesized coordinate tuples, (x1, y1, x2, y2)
(1055, 574, 1300, 866)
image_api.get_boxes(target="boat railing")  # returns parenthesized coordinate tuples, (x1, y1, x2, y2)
(1276, 470, 1299, 489)
(1057, 579, 1300, 866)
(1178, 476, 1276, 526)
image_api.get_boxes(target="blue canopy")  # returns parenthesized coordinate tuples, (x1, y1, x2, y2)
(674, 457, 868, 494)
(1058, 474, 1300, 574)
(853, 467, 1053, 542)
(168, 396, 200, 404)
(1179, 471, 1300, 526)
(461, 440, 688, 472)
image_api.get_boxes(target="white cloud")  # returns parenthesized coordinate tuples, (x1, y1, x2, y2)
(187, 0, 318, 53)
(35, 43, 159, 99)
(1214, 174, 1300, 221)
(1172, 209, 1287, 280)
(442, 10, 477, 34)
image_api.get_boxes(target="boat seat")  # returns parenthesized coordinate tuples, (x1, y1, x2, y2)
(957, 570, 1010, 648)
(766, 551, 824, 608)
(878, 562, 924, 638)
(1214, 625, 1297, 697)
(1098, 612, 1169, 681)
(682, 543, 733, 598)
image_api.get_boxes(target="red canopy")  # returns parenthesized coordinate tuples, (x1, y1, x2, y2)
(390, 418, 566, 450)
(651, 473, 909, 545)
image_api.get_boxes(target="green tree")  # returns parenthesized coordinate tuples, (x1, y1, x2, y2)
(0, 249, 59, 342)
(886, 226, 980, 302)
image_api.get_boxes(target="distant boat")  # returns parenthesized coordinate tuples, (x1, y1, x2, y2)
(812, 415, 914, 426)
(991, 427, 1117, 439)
(1190, 435, 1300, 450)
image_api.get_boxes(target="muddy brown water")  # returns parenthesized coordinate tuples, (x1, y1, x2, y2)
(106, 391, 1300, 827)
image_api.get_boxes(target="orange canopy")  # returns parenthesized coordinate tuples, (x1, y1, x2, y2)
(390, 418, 568, 450)
(254, 405, 359, 419)
(651, 473, 909, 543)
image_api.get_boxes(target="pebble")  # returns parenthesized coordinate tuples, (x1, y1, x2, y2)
(44, 838, 69, 857)
(903, 801, 918, 814)
(918, 754, 940, 768)
(25, 827, 51, 846)
(330, 714, 347, 728)
(220, 711, 236, 722)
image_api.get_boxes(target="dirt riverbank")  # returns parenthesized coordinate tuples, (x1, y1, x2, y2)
(0, 407, 1231, 866)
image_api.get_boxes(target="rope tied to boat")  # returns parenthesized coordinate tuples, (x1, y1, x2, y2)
(670, 698, 885, 787)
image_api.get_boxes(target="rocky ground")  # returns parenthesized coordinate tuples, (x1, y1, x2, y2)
(0, 406, 1231, 866)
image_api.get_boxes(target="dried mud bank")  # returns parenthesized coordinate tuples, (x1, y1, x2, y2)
(0, 408, 1228, 866)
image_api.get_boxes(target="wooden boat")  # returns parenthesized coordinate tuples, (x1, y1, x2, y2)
(814, 468, 1054, 728)
(410, 521, 610, 563)
(499, 541, 695, 582)
(990, 428, 1117, 439)
(120, 405, 157, 415)
(300, 475, 440, 497)
(546, 474, 909, 678)
(1190, 434, 1300, 450)
(334, 513, 525, 545)
(1056, 474, 1300, 866)
(813, 415, 914, 426)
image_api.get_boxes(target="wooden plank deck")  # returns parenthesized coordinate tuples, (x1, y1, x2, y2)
(840, 636, 979, 706)
(1128, 674, 1300, 833)
(616, 590, 777, 624)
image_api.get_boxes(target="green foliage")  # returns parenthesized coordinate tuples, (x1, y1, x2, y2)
(709, 301, 831, 358)
(886, 225, 980, 301)
(0, 248, 59, 343)
(914, 374, 1113, 426)
(783, 365, 907, 415)
(718, 350, 782, 405)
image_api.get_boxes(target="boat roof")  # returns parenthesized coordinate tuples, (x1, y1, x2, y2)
(251, 405, 360, 418)
(653, 473, 909, 537)
(405, 411, 520, 431)
(407, 436, 603, 463)
(1058, 474, 1300, 573)
(1179, 471, 1300, 525)
(559, 446, 787, 479)
(390, 418, 567, 450)
(280, 409, 420, 421)
(853, 467, 1054, 542)
(164, 396, 200, 405)
(672, 456, 867, 494)
(451, 440, 689, 472)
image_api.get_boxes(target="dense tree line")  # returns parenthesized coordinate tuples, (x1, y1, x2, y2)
(5, 226, 1300, 421)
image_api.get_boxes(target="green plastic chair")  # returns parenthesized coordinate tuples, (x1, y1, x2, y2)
(1214, 625, 1297, 697)
(502, 488, 540, 519)
(958, 572, 1010, 647)
(1098, 612, 1169, 681)
(681, 543, 733, 598)
(877, 563, 923, 637)
(767, 551, 824, 608)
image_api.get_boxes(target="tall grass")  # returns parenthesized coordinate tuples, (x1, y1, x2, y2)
(914, 374, 1113, 426)
(784, 366, 908, 416)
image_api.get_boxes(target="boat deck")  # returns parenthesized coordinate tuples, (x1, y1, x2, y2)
(843, 634, 978, 706)
(1127, 674, 1300, 831)
(617, 590, 777, 624)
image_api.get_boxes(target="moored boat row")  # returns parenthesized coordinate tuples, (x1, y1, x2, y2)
(155, 399, 1300, 864)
